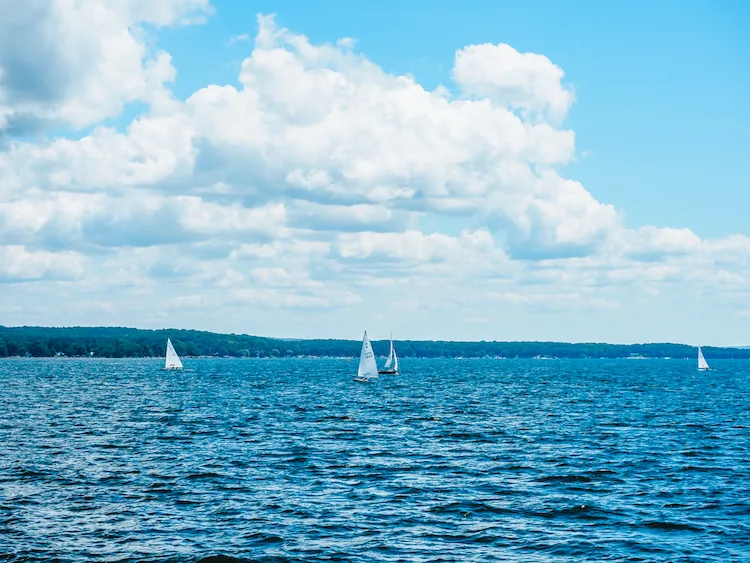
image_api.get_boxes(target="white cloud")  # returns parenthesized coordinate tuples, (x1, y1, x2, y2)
(229, 239, 330, 260)
(623, 226, 703, 261)
(0, 0, 210, 133)
(337, 230, 495, 263)
(164, 294, 205, 310)
(486, 290, 620, 312)
(230, 287, 360, 309)
(453, 42, 574, 122)
(0, 9, 748, 341)
(288, 202, 405, 232)
(226, 33, 250, 46)
(336, 37, 356, 50)
(0, 191, 286, 249)
(177, 199, 287, 238)
(0, 245, 85, 281)
(0, 113, 195, 195)
(248, 266, 322, 288)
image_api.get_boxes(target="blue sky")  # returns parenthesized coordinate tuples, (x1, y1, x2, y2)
(0, 0, 749, 344)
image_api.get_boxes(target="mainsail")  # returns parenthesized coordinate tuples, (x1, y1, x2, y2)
(357, 331, 379, 380)
(165, 338, 183, 370)
(697, 345, 709, 371)
(384, 333, 394, 369)
(379, 332, 400, 374)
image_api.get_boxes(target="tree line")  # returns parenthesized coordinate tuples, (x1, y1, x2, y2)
(0, 326, 747, 360)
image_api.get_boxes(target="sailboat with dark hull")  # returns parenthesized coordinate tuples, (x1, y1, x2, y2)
(378, 333, 399, 375)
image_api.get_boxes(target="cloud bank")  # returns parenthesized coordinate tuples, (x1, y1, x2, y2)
(0, 3, 746, 341)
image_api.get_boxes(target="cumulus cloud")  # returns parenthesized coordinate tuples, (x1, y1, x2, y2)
(453, 42, 574, 123)
(623, 226, 703, 261)
(0, 8, 747, 339)
(0, 191, 286, 250)
(337, 230, 495, 263)
(0, 245, 84, 282)
(0, 0, 211, 133)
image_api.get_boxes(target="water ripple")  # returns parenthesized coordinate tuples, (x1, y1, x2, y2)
(1, 357, 749, 562)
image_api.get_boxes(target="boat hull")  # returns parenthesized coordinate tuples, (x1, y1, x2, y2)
(378, 369, 398, 375)
(353, 376, 371, 382)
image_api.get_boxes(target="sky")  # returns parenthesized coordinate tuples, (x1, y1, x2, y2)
(0, 0, 749, 344)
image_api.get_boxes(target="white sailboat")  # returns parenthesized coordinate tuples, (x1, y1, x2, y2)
(164, 338, 183, 371)
(378, 333, 399, 374)
(353, 331, 379, 382)
(697, 344, 709, 371)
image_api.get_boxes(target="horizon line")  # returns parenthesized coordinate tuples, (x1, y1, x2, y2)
(0, 324, 745, 348)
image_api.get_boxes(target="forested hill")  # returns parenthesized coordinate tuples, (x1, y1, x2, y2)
(0, 326, 747, 360)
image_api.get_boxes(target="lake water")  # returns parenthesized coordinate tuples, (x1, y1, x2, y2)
(1, 358, 749, 562)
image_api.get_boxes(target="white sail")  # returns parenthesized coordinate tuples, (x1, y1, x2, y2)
(357, 331, 379, 380)
(165, 338, 183, 370)
(393, 348, 399, 372)
(384, 333, 394, 369)
(697, 345, 709, 371)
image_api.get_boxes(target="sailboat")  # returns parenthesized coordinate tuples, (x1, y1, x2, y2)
(378, 333, 399, 374)
(164, 338, 183, 371)
(697, 344, 709, 371)
(353, 331, 379, 382)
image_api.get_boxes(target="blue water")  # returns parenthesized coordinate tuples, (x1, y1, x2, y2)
(1, 358, 749, 562)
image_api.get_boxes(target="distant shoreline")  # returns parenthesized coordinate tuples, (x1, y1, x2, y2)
(0, 355, 741, 361)
(0, 325, 747, 360)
